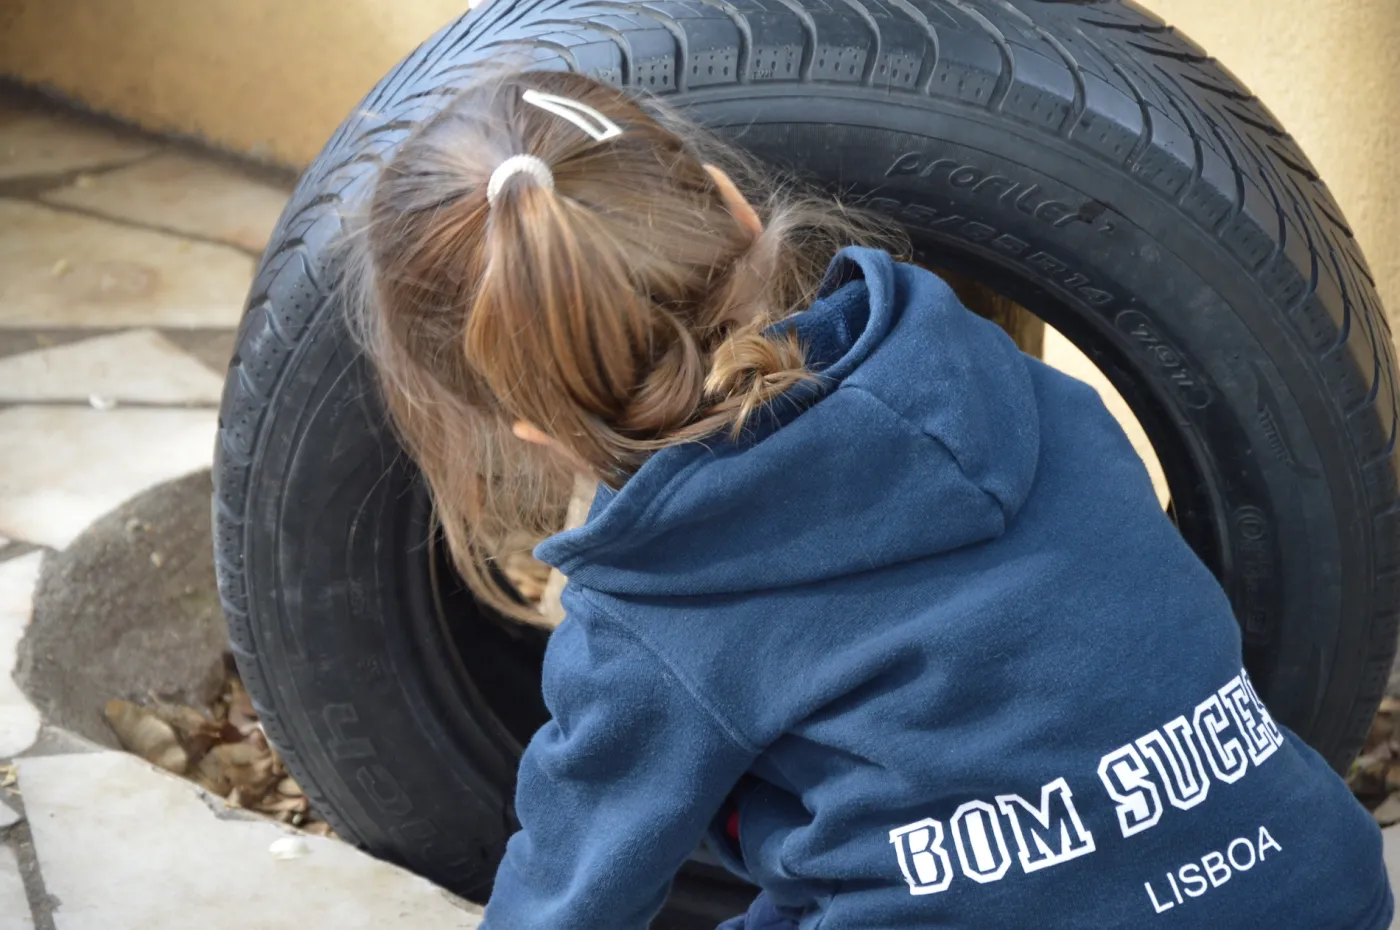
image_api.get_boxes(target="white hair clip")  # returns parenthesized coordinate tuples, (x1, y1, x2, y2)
(522, 88, 623, 142)
(486, 154, 555, 205)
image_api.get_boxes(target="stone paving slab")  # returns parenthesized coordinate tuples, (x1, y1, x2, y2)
(0, 845, 35, 930)
(0, 96, 156, 182)
(0, 798, 20, 831)
(0, 407, 215, 549)
(41, 152, 288, 254)
(159, 329, 237, 376)
(0, 552, 43, 758)
(18, 751, 483, 930)
(0, 329, 224, 405)
(0, 201, 252, 329)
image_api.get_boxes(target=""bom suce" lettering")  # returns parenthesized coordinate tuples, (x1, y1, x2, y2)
(889, 667, 1285, 909)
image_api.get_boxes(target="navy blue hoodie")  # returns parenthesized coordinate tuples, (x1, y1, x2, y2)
(482, 249, 1391, 929)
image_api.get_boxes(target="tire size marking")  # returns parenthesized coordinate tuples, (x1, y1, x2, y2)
(864, 185, 1215, 413)
(324, 703, 375, 761)
(323, 702, 489, 875)
(1114, 311, 1214, 410)
(863, 196, 1115, 307)
(324, 702, 411, 812)
(1231, 506, 1276, 644)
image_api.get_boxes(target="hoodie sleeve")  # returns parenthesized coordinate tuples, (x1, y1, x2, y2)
(482, 588, 760, 930)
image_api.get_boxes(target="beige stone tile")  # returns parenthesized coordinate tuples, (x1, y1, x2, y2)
(0, 329, 224, 405)
(0, 406, 216, 549)
(0, 845, 35, 930)
(18, 751, 483, 930)
(0, 798, 19, 830)
(0, 552, 44, 759)
(41, 152, 288, 253)
(1042, 329, 1169, 506)
(0, 102, 156, 182)
(0, 202, 252, 328)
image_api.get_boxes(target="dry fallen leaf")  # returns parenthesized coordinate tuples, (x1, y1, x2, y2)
(149, 696, 216, 737)
(502, 549, 550, 603)
(104, 699, 188, 774)
(195, 741, 273, 797)
(1365, 711, 1392, 750)
(1351, 698, 1400, 814)
(264, 793, 310, 814)
(227, 679, 259, 736)
(1355, 748, 1392, 775)
(151, 699, 221, 759)
(1374, 792, 1400, 826)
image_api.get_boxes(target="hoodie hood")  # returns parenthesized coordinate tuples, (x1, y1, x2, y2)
(535, 248, 1041, 597)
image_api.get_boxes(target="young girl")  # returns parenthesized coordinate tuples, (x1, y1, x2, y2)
(350, 70, 1391, 929)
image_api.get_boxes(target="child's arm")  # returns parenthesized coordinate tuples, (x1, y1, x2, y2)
(482, 588, 759, 930)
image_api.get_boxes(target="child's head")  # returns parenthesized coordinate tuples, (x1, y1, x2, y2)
(348, 70, 886, 620)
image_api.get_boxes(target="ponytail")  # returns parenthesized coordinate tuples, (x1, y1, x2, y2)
(350, 69, 899, 623)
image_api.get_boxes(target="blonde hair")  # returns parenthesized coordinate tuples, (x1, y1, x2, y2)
(345, 70, 896, 623)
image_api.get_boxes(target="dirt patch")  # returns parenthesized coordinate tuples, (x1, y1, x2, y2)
(16, 468, 330, 832)
(17, 470, 227, 746)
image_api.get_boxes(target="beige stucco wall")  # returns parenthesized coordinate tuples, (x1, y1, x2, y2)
(1, 0, 1396, 315)
(0, 0, 466, 166)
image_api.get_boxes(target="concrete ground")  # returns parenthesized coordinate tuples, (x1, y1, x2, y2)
(0, 86, 482, 930)
(0, 84, 1393, 929)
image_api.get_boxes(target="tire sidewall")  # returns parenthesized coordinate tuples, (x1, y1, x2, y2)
(676, 88, 1355, 739)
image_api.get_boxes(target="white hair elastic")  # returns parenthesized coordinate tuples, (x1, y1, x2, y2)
(486, 154, 554, 205)
(485, 90, 622, 205)
(521, 88, 622, 141)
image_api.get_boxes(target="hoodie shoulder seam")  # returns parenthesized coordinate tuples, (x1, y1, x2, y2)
(544, 446, 721, 569)
(841, 383, 1010, 520)
(572, 589, 764, 755)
